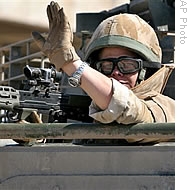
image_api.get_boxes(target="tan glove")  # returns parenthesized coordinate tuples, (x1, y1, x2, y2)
(14, 111, 45, 146)
(32, 1, 80, 70)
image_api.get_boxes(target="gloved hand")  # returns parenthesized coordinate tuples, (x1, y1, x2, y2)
(32, 1, 80, 70)
(14, 111, 45, 146)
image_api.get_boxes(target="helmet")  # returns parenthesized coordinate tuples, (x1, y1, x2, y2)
(84, 13, 162, 65)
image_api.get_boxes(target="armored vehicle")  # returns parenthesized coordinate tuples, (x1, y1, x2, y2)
(0, 0, 175, 189)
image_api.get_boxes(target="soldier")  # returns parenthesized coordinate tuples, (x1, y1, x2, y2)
(32, 1, 174, 131)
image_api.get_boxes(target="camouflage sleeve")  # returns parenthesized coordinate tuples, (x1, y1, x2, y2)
(89, 78, 154, 124)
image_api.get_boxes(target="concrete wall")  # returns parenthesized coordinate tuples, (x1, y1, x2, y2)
(0, 145, 175, 190)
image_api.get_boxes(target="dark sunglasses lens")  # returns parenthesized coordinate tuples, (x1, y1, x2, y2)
(118, 59, 139, 74)
(96, 61, 113, 75)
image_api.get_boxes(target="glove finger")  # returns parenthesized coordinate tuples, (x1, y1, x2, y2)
(47, 5, 53, 25)
(57, 7, 62, 23)
(59, 8, 73, 42)
(31, 31, 45, 49)
(49, 1, 60, 20)
(59, 8, 70, 29)
(52, 1, 60, 17)
(48, 1, 60, 30)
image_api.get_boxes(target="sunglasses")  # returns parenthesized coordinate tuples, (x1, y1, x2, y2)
(95, 56, 143, 75)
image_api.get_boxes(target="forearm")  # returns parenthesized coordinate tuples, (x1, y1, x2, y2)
(32, 2, 112, 110)
(62, 60, 113, 110)
(89, 78, 153, 124)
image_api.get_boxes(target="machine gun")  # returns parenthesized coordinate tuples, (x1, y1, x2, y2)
(0, 65, 93, 123)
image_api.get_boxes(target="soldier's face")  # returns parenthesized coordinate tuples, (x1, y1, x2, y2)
(98, 47, 139, 89)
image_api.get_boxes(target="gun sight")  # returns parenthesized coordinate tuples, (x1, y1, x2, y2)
(23, 65, 62, 84)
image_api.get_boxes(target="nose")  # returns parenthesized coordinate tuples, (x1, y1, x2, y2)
(110, 66, 123, 77)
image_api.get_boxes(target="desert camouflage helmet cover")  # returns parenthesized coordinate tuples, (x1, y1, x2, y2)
(84, 13, 162, 63)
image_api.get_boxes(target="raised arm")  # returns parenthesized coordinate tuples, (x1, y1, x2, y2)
(32, 1, 113, 110)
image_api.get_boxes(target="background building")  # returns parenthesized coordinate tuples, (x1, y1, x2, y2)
(0, 0, 129, 46)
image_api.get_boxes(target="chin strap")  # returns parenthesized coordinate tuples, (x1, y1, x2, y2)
(136, 61, 161, 85)
(136, 68, 147, 85)
(139, 68, 147, 81)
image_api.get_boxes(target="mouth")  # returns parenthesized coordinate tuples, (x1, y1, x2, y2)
(119, 80, 132, 89)
(108, 76, 132, 89)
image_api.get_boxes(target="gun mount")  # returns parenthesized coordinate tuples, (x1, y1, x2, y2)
(0, 64, 92, 123)
(23, 64, 62, 87)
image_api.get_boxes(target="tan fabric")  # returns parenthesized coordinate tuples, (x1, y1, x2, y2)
(132, 64, 175, 122)
(89, 64, 175, 124)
